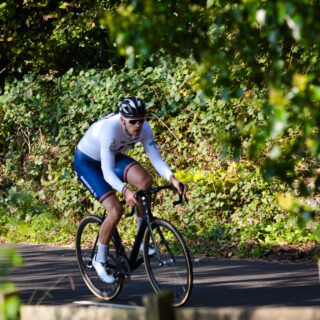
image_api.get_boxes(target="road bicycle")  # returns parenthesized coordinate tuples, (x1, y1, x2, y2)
(75, 184, 193, 307)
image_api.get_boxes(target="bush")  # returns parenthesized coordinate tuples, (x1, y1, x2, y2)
(0, 57, 318, 257)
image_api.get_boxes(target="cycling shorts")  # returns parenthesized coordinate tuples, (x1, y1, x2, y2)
(74, 148, 138, 203)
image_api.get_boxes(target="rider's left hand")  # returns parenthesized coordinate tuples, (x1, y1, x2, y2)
(171, 176, 187, 195)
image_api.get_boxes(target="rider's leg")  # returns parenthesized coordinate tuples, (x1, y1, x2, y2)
(95, 194, 122, 264)
(91, 194, 122, 283)
(126, 163, 153, 221)
(90, 194, 122, 284)
(100, 194, 123, 244)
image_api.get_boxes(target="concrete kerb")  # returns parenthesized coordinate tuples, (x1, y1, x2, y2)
(20, 304, 145, 320)
(20, 305, 320, 320)
(18, 288, 320, 320)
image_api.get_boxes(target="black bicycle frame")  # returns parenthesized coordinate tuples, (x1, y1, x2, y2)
(96, 184, 185, 272)
(111, 196, 155, 272)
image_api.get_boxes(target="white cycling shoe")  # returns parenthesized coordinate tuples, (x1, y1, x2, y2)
(140, 244, 156, 256)
(92, 255, 115, 284)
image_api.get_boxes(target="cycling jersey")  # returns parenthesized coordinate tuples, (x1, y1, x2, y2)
(77, 113, 173, 193)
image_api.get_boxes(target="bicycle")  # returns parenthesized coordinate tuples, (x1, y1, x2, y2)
(75, 184, 193, 307)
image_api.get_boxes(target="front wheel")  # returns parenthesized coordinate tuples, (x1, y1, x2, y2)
(75, 214, 123, 300)
(143, 219, 193, 307)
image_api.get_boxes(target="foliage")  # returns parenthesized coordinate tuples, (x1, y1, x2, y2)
(0, 0, 121, 86)
(1, 0, 320, 258)
(1, 57, 318, 257)
(101, 0, 320, 216)
(0, 246, 22, 320)
(0, 209, 77, 245)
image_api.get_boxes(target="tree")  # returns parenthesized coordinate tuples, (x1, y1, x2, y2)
(0, 0, 121, 87)
(101, 0, 320, 213)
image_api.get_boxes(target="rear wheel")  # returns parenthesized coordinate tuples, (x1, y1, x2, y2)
(75, 214, 123, 300)
(143, 219, 193, 307)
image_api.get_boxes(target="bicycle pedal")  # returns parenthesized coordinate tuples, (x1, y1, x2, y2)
(114, 271, 131, 282)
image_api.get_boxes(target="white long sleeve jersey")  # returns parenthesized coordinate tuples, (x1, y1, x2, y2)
(77, 113, 173, 193)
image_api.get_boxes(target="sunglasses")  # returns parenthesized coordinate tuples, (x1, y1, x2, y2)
(126, 118, 145, 125)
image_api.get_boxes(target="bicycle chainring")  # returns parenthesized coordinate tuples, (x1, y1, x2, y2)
(114, 256, 131, 282)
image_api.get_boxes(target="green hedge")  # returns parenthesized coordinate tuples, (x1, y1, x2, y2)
(0, 58, 317, 257)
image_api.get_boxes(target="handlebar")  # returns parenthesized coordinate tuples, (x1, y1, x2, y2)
(124, 183, 187, 217)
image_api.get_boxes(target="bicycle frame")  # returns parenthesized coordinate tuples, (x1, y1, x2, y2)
(92, 184, 185, 273)
(112, 219, 146, 271)
(76, 183, 192, 306)
(104, 194, 156, 272)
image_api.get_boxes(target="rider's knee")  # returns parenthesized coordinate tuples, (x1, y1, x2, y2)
(107, 201, 123, 222)
(139, 175, 153, 190)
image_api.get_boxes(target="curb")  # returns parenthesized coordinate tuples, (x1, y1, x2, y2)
(21, 305, 145, 320)
(20, 305, 320, 320)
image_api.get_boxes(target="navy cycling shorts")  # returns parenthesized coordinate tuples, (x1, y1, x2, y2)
(74, 148, 138, 203)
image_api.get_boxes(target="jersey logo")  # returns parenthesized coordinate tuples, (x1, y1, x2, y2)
(149, 140, 157, 150)
(109, 140, 116, 152)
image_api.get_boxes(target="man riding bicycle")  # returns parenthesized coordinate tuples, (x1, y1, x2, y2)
(74, 97, 186, 284)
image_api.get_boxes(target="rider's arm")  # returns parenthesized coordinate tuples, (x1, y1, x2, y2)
(142, 123, 187, 195)
(99, 124, 127, 194)
(141, 123, 173, 181)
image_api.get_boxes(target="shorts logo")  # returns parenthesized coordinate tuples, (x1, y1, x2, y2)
(80, 175, 96, 197)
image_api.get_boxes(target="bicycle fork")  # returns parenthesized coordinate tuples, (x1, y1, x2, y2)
(143, 205, 175, 266)
(148, 224, 175, 266)
(140, 196, 176, 267)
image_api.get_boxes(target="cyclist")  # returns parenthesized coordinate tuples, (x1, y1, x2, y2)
(74, 97, 186, 283)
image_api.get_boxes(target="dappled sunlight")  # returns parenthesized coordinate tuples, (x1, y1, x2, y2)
(4, 244, 320, 308)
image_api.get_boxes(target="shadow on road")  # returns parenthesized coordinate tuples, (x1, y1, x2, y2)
(3, 243, 320, 307)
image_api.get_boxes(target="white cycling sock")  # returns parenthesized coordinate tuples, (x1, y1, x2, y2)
(96, 241, 109, 263)
(137, 216, 143, 232)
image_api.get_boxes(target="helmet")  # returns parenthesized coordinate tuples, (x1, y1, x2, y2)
(119, 97, 146, 118)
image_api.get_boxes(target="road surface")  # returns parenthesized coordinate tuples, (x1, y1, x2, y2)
(2, 243, 320, 307)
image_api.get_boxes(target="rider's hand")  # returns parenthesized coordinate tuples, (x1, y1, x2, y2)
(170, 176, 187, 195)
(125, 188, 139, 207)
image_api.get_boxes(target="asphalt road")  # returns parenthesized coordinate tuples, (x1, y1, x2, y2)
(2, 243, 320, 307)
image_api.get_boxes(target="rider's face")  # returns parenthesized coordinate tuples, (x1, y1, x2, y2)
(120, 116, 145, 136)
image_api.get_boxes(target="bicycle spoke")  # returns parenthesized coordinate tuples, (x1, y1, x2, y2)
(156, 225, 176, 263)
(75, 215, 123, 300)
(143, 219, 193, 307)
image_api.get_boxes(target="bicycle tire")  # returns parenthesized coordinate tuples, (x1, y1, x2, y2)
(143, 219, 193, 307)
(75, 214, 123, 300)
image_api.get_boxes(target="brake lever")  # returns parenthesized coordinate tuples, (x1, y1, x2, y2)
(173, 183, 188, 205)
(173, 193, 182, 206)
(124, 192, 139, 218)
(125, 207, 136, 218)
